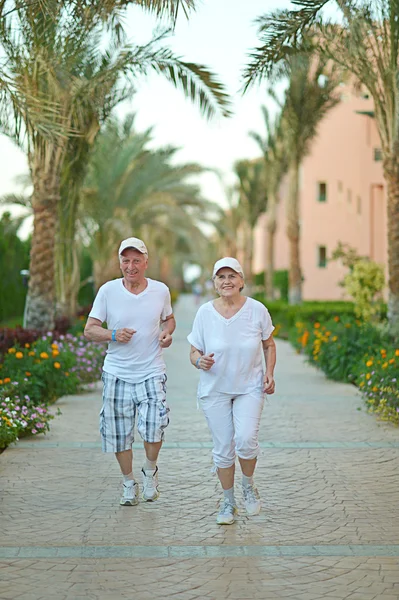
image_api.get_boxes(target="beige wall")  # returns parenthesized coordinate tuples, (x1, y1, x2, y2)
(253, 90, 387, 300)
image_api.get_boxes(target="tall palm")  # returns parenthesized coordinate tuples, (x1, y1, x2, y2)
(234, 158, 268, 284)
(0, 1, 230, 330)
(244, 0, 399, 323)
(249, 106, 288, 298)
(245, 47, 341, 303)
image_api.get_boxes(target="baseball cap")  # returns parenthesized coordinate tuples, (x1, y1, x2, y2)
(212, 257, 244, 279)
(118, 237, 148, 256)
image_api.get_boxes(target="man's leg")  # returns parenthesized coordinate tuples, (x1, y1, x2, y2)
(137, 376, 170, 501)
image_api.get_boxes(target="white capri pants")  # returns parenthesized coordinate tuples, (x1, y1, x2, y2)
(200, 390, 265, 469)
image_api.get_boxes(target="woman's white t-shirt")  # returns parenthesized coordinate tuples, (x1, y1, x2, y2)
(89, 278, 172, 383)
(187, 297, 274, 398)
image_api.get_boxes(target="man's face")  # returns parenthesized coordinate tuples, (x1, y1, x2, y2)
(120, 248, 148, 284)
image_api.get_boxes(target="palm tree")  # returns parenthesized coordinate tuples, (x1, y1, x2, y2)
(234, 158, 268, 284)
(80, 115, 218, 290)
(243, 0, 399, 323)
(245, 45, 341, 303)
(249, 106, 288, 298)
(0, 1, 230, 330)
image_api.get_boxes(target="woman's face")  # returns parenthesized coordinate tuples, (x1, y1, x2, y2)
(214, 267, 243, 298)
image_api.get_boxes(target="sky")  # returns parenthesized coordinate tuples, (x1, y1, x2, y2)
(0, 0, 293, 233)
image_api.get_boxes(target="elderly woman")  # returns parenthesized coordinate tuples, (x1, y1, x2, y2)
(187, 257, 276, 525)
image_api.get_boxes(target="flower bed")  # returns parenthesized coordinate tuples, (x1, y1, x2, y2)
(0, 332, 105, 448)
(293, 315, 399, 425)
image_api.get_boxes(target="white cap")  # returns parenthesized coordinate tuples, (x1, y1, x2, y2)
(118, 237, 148, 256)
(212, 257, 244, 279)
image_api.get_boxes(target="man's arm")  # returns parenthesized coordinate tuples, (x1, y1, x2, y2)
(262, 335, 276, 394)
(159, 314, 176, 348)
(84, 317, 135, 344)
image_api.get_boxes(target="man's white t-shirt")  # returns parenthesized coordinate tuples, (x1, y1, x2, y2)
(89, 278, 173, 384)
(187, 297, 274, 398)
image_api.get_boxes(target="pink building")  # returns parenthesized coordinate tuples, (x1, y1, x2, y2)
(253, 89, 387, 300)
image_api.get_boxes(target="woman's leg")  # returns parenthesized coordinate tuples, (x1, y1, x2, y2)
(233, 391, 264, 515)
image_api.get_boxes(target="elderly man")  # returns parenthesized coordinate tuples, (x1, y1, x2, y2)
(84, 237, 175, 506)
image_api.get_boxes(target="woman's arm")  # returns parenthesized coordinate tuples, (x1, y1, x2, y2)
(262, 335, 276, 394)
(190, 345, 215, 370)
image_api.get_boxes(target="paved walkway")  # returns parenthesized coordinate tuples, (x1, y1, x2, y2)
(1, 295, 399, 600)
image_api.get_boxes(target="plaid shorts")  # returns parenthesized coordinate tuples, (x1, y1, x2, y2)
(100, 371, 170, 453)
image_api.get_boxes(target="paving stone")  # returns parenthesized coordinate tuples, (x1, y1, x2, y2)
(1, 295, 399, 599)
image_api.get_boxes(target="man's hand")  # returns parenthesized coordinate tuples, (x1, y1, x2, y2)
(116, 328, 136, 343)
(263, 374, 275, 395)
(198, 353, 215, 371)
(159, 331, 173, 349)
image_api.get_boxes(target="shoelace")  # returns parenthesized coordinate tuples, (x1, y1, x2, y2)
(243, 486, 259, 504)
(220, 500, 235, 515)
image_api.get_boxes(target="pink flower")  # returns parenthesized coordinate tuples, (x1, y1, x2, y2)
(32, 429, 37, 434)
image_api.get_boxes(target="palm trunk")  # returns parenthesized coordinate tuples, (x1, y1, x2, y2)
(287, 159, 302, 305)
(265, 193, 278, 299)
(384, 155, 399, 335)
(244, 222, 253, 285)
(24, 171, 59, 330)
(56, 193, 81, 319)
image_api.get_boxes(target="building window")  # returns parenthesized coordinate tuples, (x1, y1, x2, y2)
(357, 195, 362, 214)
(318, 182, 327, 202)
(337, 180, 343, 193)
(374, 148, 383, 162)
(318, 246, 327, 268)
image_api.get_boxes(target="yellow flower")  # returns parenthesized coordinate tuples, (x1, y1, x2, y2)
(332, 336, 338, 342)
(7, 348, 16, 354)
(372, 386, 378, 392)
(51, 343, 59, 350)
(366, 373, 371, 380)
(359, 381, 365, 388)
(0, 379, 3, 385)
(382, 362, 389, 369)
(325, 331, 331, 337)
(25, 343, 30, 348)
(380, 349, 387, 355)
(25, 372, 31, 377)
(4, 377, 11, 383)
(54, 362, 61, 369)
(366, 360, 373, 367)
(52, 350, 60, 358)
(345, 323, 351, 328)
(40, 352, 49, 359)
(15, 352, 23, 359)
(28, 351, 35, 357)
(396, 349, 399, 357)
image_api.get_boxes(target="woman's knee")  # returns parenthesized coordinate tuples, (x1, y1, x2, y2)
(235, 434, 259, 460)
(212, 446, 235, 469)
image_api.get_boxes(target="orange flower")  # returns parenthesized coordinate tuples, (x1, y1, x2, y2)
(28, 351, 35, 357)
(366, 360, 373, 367)
(389, 358, 395, 364)
(64, 372, 70, 377)
(51, 343, 59, 350)
(332, 336, 338, 342)
(15, 352, 23, 359)
(372, 386, 378, 392)
(0, 380, 3, 385)
(7, 348, 16, 354)
(4, 377, 11, 383)
(382, 362, 389, 369)
(52, 350, 60, 358)
(314, 323, 321, 329)
(333, 316, 340, 322)
(380, 349, 387, 355)
(25, 343, 30, 348)
(345, 323, 351, 328)
(40, 352, 49, 359)
(25, 372, 31, 377)
(54, 362, 61, 369)
(396, 349, 399, 357)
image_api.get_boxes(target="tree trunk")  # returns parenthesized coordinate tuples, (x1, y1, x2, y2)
(265, 193, 278, 299)
(24, 170, 60, 330)
(384, 155, 399, 335)
(286, 159, 302, 305)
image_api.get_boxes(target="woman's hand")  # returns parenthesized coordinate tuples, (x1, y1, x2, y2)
(263, 374, 275, 395)
(198, 353, 215, 371)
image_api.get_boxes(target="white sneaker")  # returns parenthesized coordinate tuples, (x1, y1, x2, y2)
(243, 484, 261, 516)
(120, 481, 139, 506)
(141, 467, 160, 502)
(216, 499, 238, 525)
